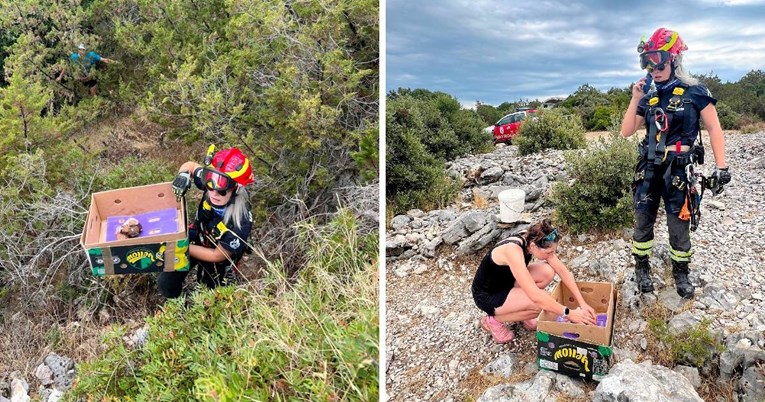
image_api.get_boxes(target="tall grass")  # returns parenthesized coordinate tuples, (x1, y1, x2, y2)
(67, 209, 379, 401)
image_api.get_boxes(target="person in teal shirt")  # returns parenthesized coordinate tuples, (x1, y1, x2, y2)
(56, 43, 117, 96)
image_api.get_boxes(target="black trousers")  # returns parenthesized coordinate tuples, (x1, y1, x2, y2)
(633, 211, 691, 258)
(633, 157, 692, 263)
(157, 260, 234, 299)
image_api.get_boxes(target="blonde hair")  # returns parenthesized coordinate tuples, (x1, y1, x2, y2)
(222, 187, 250, 230)
(673, 54, 699, 86)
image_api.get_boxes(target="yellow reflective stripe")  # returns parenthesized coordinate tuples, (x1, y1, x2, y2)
(659, 32, 678, 51)
(670, 248, 693, 262)
(226, 158, 249, 179)
(632, 248, 651, 256)
(632, 239, 653, 256)
(670, 248, 692, 257)
(216, 221, 229, 239)
(203, 200, 212, 210)
(632, 239, 653, 249)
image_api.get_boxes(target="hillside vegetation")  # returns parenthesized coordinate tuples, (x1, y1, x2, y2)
(0, 0, 379, 399)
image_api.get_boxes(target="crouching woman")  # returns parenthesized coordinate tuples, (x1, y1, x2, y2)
(472, 220, 597, 343)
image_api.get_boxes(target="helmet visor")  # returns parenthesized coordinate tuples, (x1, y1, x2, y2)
(202, 167, 236, 192)
(640, 50, 671, 71)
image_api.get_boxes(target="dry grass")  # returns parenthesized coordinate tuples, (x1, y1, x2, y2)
(740, 121, 765, 134)
(0, 288, 156, 391)
(697, 375, 738, 402)
(472, 188, 489, 209)
(637, 302, 675, 366)
(456, 368, 511, 402)
(77, 108, 206, 168)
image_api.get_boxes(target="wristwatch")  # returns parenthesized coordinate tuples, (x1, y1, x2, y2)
(562, 306, 570, 317)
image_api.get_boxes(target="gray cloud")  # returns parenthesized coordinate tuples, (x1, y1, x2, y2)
(387, 0, 765, 105)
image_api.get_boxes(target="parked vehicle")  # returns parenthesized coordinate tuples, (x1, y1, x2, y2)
(491, 109, 537, 143)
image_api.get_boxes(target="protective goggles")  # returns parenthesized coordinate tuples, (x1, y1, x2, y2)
(202, 167, 237, 195)
(640, 50, 671, 71)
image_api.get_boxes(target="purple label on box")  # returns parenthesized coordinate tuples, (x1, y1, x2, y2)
(105, 208, 179, 242)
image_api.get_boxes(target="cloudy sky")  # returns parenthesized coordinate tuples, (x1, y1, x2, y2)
(387, 0, 765, 107)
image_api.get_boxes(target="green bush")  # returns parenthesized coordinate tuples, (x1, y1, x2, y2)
(95, 156, 175, 192)
(351, 123, 380, 183)
(385, 117, 461, 214)
(387, 177, 461, 216)
(590, 106, 619, 131)
(648, 318, 723, 367)
(476, 102, 502, 126)
(715, 102, 741, 130)
(551, 133, 637, 233)
(69, 209, 378, 401)
(514, 109, 586, 156)
(386, 89, 489, 213)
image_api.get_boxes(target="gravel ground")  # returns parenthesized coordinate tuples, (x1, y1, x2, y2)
(385, 132, 765, 401)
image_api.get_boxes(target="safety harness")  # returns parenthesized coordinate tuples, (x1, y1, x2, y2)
(636, 83, 707, 231)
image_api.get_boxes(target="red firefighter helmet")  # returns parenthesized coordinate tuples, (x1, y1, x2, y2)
(202, 147, 255, 192)
(638, 28, 688, 71)
(644, 27, 687, 55)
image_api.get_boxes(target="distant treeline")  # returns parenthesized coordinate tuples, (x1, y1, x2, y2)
(473, 70, 765, 131)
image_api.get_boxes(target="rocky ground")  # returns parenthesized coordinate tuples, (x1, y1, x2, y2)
(385, 132, 765, 401)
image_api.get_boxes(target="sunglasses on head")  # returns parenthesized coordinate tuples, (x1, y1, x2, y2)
(536, 228, 559, 247)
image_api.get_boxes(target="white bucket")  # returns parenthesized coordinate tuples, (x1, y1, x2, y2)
(498, 189, 525, 223)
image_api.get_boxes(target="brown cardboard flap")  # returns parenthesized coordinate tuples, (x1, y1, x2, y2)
(81, 182, 186, 249)
(538, 281, 615, 345)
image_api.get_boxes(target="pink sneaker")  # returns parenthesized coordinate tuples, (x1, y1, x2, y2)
(480, 316, 515, 344)
(522, 318, 538, 331)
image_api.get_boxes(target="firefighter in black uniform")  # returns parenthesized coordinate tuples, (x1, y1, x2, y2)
(620, 28, 731, 299)
(160, 146, 255, 298)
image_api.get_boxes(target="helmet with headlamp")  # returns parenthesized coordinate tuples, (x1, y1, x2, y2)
(200, 146, 255, 195)
(637, 28, 688, 72)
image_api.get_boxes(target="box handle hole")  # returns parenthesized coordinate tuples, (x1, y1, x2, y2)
(563, 332, 580, 339)
(114, 199, 122, 205)
(601, 298, 607, 304)
(157, 192, 165, 198)
(580, 286, 594, 293)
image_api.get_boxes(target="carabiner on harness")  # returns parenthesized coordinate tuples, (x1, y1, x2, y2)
(654, 108, 668, 133)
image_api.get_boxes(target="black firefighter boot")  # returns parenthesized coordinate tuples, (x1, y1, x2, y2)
(634, 255, 654, 293)
(672, 261, 695, 299)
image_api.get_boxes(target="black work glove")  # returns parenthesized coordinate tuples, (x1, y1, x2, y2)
(706, 167, 731, 195)
(172, 171, 191, 201)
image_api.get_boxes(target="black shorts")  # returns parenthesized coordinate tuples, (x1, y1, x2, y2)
(472, 285, 512, 316)
(82, 78, 98, 88)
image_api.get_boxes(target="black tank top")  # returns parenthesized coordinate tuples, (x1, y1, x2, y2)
(472, 237, 532, 294)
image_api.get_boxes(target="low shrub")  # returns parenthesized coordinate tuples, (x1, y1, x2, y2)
(647, 317, 723, 367)
(514, 109, 586, 156)
(551, 133, 637, 233)
(716, 102, 741, 130)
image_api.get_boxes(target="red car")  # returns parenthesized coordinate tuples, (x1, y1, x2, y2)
(492, 109, 537, 143)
